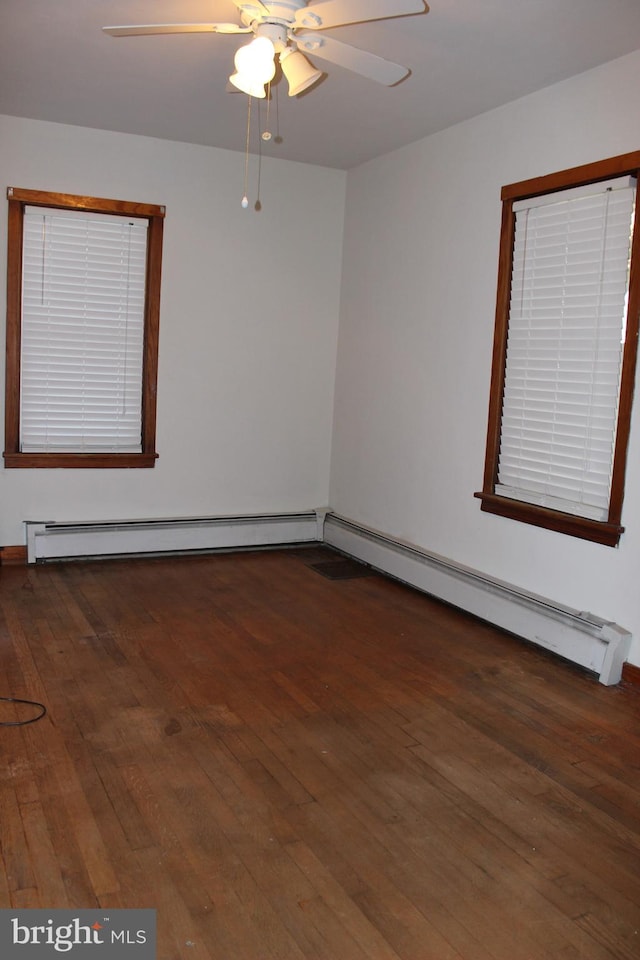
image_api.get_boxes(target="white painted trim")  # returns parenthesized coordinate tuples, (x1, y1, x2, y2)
(323, 513, 631, 686)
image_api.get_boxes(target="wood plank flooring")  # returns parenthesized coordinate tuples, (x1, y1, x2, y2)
(0, 546, 639, 959)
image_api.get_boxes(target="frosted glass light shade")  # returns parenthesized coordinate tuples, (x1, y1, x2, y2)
(229, 72, 268, 97)
(280, 49, 323, 96)
(234, 36, 276, 84)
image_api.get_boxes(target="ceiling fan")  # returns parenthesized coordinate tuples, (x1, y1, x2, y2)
(103, 1, 429, 97)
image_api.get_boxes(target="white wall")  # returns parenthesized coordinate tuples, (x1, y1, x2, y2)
(331, 50, 640, 666)
(0, 115, 346, 539)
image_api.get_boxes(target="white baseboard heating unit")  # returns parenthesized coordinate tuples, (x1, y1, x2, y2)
(26, 511, 324, 565)
(323, 513, 630, 686)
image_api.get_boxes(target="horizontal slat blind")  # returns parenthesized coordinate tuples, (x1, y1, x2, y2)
(496, 177, 635, 521)
(20, 206, 148, 453)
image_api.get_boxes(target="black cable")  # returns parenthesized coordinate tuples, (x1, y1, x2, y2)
(0, 695, 47, 726)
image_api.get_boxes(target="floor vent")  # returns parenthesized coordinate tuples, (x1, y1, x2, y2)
(309, 558, 374, 580)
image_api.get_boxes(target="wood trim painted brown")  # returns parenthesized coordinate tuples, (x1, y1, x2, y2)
(477, 152, 640, 547)
(7, 186, 164, 219)
(481, 197, 515, 494)
(608, 175, 640, 528)
(3, 453, 158, 469)
(141, 213, 163, 457)
(622, 662, 640, 687)
(5, 197, 23, 457)
(3, 188, 165, 469)
(500, 150, 640, 202)
(474, 492, 624, 548)
(0, 545, 27, 565)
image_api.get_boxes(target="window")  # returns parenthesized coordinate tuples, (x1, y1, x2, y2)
(4, 188, 165, 468)
(476, 153, 640, 547)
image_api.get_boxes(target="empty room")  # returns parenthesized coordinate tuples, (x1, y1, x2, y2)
(1, 3, 640, 958)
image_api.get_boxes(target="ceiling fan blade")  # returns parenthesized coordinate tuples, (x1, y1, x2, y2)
(295, 0, 428, 31)
(102, 23, 250, 38)
(295, 32, 409, 85)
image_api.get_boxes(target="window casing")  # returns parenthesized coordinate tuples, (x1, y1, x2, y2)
(4, 188, 164, 468)
(476, 153, 640, 547)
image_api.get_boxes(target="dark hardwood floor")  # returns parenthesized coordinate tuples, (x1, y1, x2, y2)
(1, 546, 639, 959)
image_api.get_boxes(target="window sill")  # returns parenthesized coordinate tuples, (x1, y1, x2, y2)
(474, 492, 623, 547)
(3, 452, 158, 469)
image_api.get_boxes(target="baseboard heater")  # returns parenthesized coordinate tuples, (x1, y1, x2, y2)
(25, 511, 324, 564)
(323, 513, 630, 686)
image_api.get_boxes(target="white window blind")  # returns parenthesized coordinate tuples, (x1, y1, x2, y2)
(496, 176, 636, 521)
(20, 206, 149, 453)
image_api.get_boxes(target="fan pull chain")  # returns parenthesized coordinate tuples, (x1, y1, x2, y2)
(262, 81, 273, 142)
(255, 98, 263, 211)
(241, 94, 252, 209)
(274, 83, 283, 144)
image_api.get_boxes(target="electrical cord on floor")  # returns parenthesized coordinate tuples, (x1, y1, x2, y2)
(0, 695, 47, 726)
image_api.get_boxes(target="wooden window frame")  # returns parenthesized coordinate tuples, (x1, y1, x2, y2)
(476, 152, 640, 547)
(4, 187, 164, 468)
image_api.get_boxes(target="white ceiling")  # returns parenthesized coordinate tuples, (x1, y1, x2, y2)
(2, 1, 640, 170)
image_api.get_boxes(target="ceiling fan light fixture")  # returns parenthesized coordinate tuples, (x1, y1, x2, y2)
(279, 47, 323, 97)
